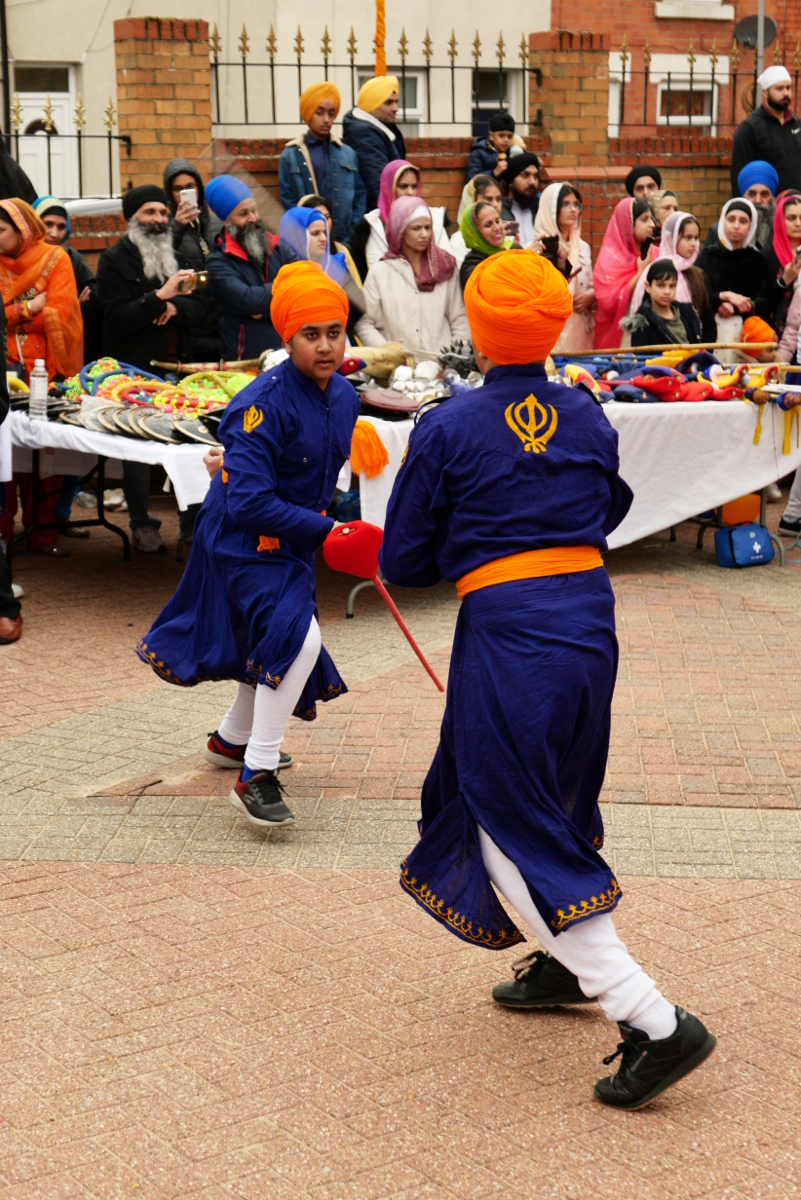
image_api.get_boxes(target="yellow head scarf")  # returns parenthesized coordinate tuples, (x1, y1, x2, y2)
(299, 82, 341, 124)
(357, 76, 399, 113)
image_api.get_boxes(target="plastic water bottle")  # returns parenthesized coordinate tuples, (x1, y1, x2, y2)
(28, 360, 48, 422)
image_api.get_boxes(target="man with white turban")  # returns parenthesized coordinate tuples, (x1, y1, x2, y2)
(731, 65, 801, 196)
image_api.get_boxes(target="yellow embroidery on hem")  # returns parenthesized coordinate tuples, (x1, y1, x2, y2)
(400, 861, 523, 948)
(505, 393, 557, 454)
(243, 404, 263, 434)
(550, 879, 621, 932)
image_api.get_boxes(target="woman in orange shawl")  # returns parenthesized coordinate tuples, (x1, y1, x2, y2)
(0, 198, 83, 380)
(0, 199, 83, 555)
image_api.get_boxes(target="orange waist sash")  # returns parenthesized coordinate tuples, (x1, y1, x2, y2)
(456, 546, 603, 601)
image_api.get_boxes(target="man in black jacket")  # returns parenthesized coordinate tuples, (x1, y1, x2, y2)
(731, 65, 801, 196)
(500, 153, 540, 244)
(163, 158, 221, 363)
(97, 184, 201, 553)
(622, 260, 702, 347)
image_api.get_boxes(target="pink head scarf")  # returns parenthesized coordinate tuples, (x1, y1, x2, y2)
(377, 160, 421, 225)
(593, 197, 657, 350)
(630, 209, 699, 316)
(771, 193, 801, 268)
(383, 196, 456, 291)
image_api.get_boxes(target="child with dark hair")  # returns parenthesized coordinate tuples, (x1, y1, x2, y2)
(467, 111, 517, 181)
(622, 259, 702, 346)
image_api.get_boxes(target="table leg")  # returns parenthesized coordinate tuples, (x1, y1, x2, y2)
(92, 458, 130, 560)
(346, 578, 375, 618)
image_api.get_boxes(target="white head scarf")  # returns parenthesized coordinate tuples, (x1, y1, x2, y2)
(718, 197, 758, 250)
(630, 209, 700, 315)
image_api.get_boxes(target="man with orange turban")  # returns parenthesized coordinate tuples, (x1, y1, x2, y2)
(137, 261, 358, 828)
(278, 80, 365, 243)
(342, 75, 407, 210)
(380, 250, 716, 1110)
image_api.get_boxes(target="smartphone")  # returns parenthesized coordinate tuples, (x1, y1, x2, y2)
(640, 237, 653, 260)
(503, 220, 520, 240)
(540, 234, 560, 263)
(177, 270, 208, 293)
(179, 186, 198, 207)
(651, 223, 662, 244)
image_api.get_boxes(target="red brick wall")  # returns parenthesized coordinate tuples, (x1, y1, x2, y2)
(114, 17, 212, 191)
(70, 212, 128, 269)
(528, 31, 611, 165)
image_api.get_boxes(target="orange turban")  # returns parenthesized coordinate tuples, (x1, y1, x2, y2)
(357, 76, 399, 112)
(299, 81, 341, 124)
(464, 250, 573, 365)
(741, 315, 776, 345)
(270, 261, 349, 343)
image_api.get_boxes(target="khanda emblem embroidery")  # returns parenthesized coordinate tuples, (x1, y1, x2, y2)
(505, 393, 558, 454)
(243, 405, 263, 434)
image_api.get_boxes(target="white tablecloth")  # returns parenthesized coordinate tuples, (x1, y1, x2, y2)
(8, 401, 798, 549)
(358, 401, 801, 548)
(5, 412, 212, 511)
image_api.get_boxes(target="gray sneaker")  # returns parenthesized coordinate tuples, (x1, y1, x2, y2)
(131, 526, 166, 554)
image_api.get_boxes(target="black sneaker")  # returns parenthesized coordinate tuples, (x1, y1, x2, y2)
(778, 515, 801, 536)
(594, 1006, 716, 1110)
(229, 770, 295, 827)
(492, 949, 596, 1008)
(204, 732, 291, 770)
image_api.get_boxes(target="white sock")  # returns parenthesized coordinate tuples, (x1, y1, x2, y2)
(628, 995, 678, 1041)
(477, 826, 673, 1031)
(244, 617, 322, 772)
(217, 682, 256, 746)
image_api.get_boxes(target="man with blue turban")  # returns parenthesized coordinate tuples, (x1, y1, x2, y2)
(205, 175, 297, 360)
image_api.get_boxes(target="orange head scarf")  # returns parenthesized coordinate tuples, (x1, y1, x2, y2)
(270, 260, 349, 343)
(464, 249, 572, 365)
(299, 81, 341, 124)
(0, 197, 83, 378)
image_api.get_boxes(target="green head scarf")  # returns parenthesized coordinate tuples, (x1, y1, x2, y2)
(459, 202, 513, 258)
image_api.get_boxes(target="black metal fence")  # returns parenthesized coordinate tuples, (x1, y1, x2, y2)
(614, 37, 801, 131)
(209, 24, 538, 133)
(6, 93, 131, 199)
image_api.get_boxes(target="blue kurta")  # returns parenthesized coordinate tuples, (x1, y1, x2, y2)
(137, 358, 360, 720)
(379, 363, 633, 945)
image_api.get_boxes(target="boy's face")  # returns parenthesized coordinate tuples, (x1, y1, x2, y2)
(489, 129, 514, 152)
(287, 322, 346, 388)
(646, 275, 678, 308)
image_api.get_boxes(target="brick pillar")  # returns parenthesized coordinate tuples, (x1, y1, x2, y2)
(113, 17, 211, 191)
(528, 31, 609, 168)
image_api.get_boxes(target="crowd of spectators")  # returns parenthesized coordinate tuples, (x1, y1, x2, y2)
(3, 60, 801, 641)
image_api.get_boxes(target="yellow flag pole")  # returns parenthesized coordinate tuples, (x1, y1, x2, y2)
(375, 0, 386, 74)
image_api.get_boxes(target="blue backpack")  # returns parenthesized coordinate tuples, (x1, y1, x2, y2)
(714, 523, 774, 568)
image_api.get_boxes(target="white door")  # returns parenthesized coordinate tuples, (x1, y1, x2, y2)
(15, 92, 80, 199)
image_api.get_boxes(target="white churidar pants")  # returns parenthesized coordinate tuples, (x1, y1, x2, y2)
(217, 617, 321, 772)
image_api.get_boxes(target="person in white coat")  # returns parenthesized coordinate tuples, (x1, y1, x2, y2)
(363, 160, 451, 271)
(355, 197, 469, 355)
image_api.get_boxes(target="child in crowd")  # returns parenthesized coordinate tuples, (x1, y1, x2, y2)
(466, 112, 516, 181)
(623, 260, 702, 347)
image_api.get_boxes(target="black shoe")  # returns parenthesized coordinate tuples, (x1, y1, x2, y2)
(594, 1006, 716, 1110)
(778, 515, 801, 536)
(229, 770, 295, 827)
(492, 949, 596, 1008)
(204, 731, 292, 771)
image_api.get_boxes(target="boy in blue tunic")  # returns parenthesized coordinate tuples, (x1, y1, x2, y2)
(379, 251, 716, 1110)
(137, 262, 359, 828)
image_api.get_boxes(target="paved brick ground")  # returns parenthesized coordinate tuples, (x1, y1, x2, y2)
(2, 499, 801, 1196)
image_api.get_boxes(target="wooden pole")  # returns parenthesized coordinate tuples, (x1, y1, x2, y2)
(375, 0, 386, 74)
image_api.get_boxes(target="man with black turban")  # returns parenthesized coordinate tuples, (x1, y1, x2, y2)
(625, 165, 662, 199)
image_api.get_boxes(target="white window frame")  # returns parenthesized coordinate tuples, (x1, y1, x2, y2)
(358, 69, 424, 133)
(655, 81, 717, 128)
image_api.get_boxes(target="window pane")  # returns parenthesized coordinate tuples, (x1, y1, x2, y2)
(473, 70, 508, 105)
(15, 66, 70, 93)
(660, 88, 712, 118)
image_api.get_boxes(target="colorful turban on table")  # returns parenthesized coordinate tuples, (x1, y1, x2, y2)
(464, 249, 572, 365)
(270, 260, 349, 343)
(299, 81, 341, 123)
(357, 76, 399, 112)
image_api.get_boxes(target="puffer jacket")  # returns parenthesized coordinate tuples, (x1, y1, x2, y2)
(342, 108, 407, 211)
(466, 137, 500, 180)
(355, 255, 470, 355)
(206, 230, 297, 361)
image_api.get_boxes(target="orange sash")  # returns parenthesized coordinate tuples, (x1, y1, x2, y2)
(456, 546, 603, 601)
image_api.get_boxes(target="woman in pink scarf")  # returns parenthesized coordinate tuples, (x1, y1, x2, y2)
(364, 160, 451, 270)
(356, 196, 468, 353)
(593, 197, 656, 349)
(630, 209, 698, 315)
